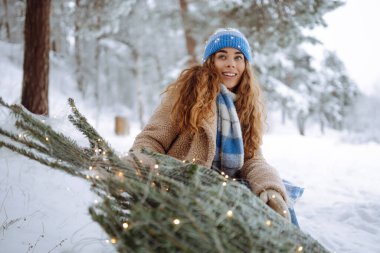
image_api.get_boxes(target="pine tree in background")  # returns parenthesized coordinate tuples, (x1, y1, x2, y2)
(0, 97, 329, 253)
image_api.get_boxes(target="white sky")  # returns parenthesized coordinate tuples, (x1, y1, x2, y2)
(312, 0, 380, 95)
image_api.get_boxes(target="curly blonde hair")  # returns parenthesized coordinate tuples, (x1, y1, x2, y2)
(164, 55, 265, 157)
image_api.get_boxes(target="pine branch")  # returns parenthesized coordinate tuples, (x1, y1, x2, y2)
(0, 97, 330, 253)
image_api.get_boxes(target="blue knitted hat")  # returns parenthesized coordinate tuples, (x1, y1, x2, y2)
(202, 28, 253, 63)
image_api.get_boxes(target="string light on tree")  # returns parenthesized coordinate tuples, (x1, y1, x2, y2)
(222, 182, 227, 186)
(111, 238, 117, 244)
(154, 164, 159, 169)
(226, 210, 233, 218)
(297, 246, 303, 252)
(266, 220, 272, 226)
(173, 218, 180, 225)
(122, 222, 129, 229)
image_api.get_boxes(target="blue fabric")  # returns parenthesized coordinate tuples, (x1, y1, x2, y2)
(202, 28, 253, 63)
(212, 84, 244, 176)
(283, 180, 304, 228)
(283, 180, 304, 208)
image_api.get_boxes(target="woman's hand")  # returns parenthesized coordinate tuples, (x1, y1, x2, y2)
(259, 190, 291, 221)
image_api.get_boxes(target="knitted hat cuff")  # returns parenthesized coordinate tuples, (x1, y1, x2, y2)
(202, 29, 253, 63)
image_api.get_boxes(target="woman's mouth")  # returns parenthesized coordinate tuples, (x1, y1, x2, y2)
(222, 72, 237, 78)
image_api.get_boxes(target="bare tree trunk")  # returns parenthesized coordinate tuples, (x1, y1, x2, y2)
(75, 0, 85, 95)
(94, 1, 102, 104)
(281, 98, 286, 124)
(296, 111, 306, 136)
(179, 0, 197, 66)
(136, 51, 145, 129)
(2, 0, 11, 40)
(21, 0, 51, 115)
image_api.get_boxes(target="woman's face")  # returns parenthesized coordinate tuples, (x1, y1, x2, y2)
(214, 47, 246, 90)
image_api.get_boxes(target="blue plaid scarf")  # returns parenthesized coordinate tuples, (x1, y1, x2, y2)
(212, 84, 244, 176)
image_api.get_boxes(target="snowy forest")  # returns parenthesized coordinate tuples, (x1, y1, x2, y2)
(2, 0, 374, 134)
(1, 0, 380, 252)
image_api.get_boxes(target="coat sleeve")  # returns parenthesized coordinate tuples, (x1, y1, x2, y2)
(131, 94, 179, 154)
(240, 148, 288, 203)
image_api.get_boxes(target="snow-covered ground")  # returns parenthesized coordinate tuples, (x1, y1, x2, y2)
(1, 41, 380, 252)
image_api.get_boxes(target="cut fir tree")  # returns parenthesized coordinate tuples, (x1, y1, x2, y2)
(0, 97, 329, 253)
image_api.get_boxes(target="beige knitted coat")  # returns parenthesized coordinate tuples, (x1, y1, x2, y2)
(132, 94, 288, 202)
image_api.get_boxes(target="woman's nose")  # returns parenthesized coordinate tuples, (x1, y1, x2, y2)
(226, 58, 236, 68)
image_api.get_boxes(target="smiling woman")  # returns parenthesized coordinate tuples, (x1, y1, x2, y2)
(214, 48, 246, 90)
(131, 28, 303, 226)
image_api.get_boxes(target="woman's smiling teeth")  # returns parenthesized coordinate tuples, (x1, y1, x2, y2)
(222, 72, 237, 77)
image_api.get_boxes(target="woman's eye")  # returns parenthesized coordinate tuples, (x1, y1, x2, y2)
(235, 55, 243, 61)
(217, 55, 226, 60)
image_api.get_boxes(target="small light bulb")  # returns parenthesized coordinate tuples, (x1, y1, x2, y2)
(182, 160, 186, 163)
(97, 138, 101, 142)
(232, 178, 236, 181)
(226, 210, 233, 217)
(221, 171, 225, 175)
(102, 151, 106, 155)
(297, 246, 303, 252)
(118, 172, 123, 177)
(265, 220, 272, 226)
(192, 158, 196, 162)
(222, 182, 227, 186)
(94, 199, 98, 204)
(111, 238, 117, 244)
(89, 166, 93, 170)
(45, 137, 49, 141)
(95, 175, 99, 179)
(86, 175, 90, 179)
(122, 222, 128, 229)
(154, 164, 159, 169)
(271, 194, 276, 199)
(173, 219, 180, 225)
(283, 210, 287, 214)
(225, 175, 229, 179)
